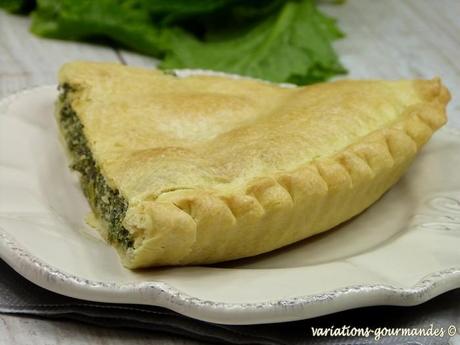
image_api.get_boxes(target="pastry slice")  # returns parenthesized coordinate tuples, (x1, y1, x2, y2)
(56, 61, 450, 268)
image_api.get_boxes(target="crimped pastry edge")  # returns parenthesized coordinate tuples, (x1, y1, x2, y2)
(118, 78, 450, 268)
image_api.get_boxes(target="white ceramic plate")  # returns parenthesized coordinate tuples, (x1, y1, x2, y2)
(0, 86, 459, 325)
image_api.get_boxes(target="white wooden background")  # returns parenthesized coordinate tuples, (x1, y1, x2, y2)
(1, 0, 459, 344)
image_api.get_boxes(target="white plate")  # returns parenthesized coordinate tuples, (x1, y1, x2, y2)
(0, 86, 459, 325)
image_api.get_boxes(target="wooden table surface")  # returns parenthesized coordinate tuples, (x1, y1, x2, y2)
(1, 0, 459, 344)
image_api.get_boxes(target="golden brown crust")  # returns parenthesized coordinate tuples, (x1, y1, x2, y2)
(58, 61, 450, 268)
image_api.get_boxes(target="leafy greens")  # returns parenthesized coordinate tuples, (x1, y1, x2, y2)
(1, 0, 346, 84)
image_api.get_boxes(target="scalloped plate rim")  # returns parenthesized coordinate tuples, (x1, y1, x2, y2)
(2, 230, 460, 325)
(0, 84, 459, 325)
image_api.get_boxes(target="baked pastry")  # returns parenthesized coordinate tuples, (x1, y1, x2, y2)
(56, 61, 450, 268)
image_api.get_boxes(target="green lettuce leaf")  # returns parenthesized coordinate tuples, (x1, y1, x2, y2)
(30, 0, 168, 56)
(28, 0, 345, 84)
(160, 0, 345, 84)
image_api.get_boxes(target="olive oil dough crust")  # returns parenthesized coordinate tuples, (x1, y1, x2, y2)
(57, 61, 450, 268)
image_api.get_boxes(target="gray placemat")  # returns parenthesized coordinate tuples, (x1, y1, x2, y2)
(0, 260, 458, 345)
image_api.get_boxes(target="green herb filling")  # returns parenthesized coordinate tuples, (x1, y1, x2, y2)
(59, 85, 133, 249)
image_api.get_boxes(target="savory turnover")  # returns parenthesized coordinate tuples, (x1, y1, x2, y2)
(56, 61, 450, 268)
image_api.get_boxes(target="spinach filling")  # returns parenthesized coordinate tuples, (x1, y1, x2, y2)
(59, 84, 133, 249)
